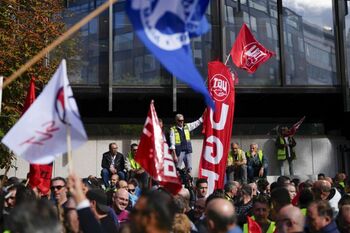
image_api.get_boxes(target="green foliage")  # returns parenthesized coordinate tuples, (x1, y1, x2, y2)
(0, 0, 79, 169)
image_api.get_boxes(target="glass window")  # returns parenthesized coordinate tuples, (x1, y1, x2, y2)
(112, 2, 169, 86)
(282, 0, 337, 85)
(250, 0, 267, 13)
(223, 0, 280, 86)
(345, 2, 350, 86)
(226, 5, 235, 24)
(63, 0, 103, 85)
(114, 33, 133, 51)
(250, 16, 257, 32)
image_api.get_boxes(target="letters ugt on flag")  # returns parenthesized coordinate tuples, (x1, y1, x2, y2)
(231, 23, 275, 73)
(2, 59, 87, 164)
(126, 0, 214, 108)
(136, 100, 182, 194)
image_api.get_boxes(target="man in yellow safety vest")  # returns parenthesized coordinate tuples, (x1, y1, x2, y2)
(169, 113, 203, 171)
(243, 195, 276, 233)
(227, 143, 247, 184)
(246, 144, 268, 183)
(275, 126, 296, 176)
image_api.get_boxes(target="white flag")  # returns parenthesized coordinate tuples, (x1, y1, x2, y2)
(2, 59, 87, 164)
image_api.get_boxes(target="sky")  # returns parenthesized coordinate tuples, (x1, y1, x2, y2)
(283, 0, 333, 29)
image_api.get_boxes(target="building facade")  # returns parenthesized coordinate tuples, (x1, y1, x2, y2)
(6, 0, 350, 178)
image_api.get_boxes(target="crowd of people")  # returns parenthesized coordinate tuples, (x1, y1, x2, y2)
(0, 115, 349, 233)
(1, 162, 350, 233)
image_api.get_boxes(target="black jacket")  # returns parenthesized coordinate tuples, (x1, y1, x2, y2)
(101, 151, 126, 173)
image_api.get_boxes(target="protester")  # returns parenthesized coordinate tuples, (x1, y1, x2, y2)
(276, 126, 297, 175)
(170, 113, 203, 171)
(244, 194, 275, 233)
(224, 181, 239, 203)
(187, 197, 206, 224)
(129, 190, 176, 233)
(112, 188, 130, 224)
(5, 199, 62, 233)
(227, 143, 247, 184)
(126, 143, 148, 189)
(336, 195, 350, 233)
(312, 180, 341, 217)
(206, 198, 242, 233)
(86, 188, 119, 233)
(276, 204, 305, 233)
(246, 143, 268, 182)
(307, 200, 340, 233)
(195, 178, 208, 199)
(101, 143, 127, 188)
(51, 177, 68, 208)
(236, 184, 254, 227)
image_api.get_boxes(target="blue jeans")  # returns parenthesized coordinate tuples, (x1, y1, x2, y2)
(247, 166, 268, 182)
(101, 168, 126, 188)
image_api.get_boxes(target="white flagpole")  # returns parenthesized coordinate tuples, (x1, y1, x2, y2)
(66, 124, 73, 173)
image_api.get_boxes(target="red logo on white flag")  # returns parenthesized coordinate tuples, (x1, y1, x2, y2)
(136, 100, 182, 194)
(231, 23, 275, 73)
(2, 60, 87, 164)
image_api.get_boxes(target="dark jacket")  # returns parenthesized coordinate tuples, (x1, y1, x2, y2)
(101, 151, 126, 173)
(319, 221, 340, 233)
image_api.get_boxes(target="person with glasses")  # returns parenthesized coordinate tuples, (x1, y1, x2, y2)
(50, 177, 68, 208)
(126, 143, 149, 189)
(101, 143, 127, 188)
(169, 113, 203, 172)
(127, 179, 139, 207)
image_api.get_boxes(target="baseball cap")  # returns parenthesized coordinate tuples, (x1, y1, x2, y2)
(86, 189, 109, 214)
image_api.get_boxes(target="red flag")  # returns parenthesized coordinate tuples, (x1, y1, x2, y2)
(230, 23, 275, 73)
(28, 163, 53, 195)
(22, 77, 36, 115)
(199, 61, 235, 194)
(247, 216, 262, 233)
(286, 116, 305, 137)
(23, 77, 53, 195)
(135, 100, 182, 195)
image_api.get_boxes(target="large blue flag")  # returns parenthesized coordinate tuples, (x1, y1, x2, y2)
(126, 0, 214, 108)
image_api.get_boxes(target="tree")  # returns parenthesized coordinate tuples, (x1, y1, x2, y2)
(0, 0, 78, 170)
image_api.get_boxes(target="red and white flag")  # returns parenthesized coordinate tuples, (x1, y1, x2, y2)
(22, 77, 53, 195)
(2, 59, 87, 164)
(136, 100, 182, 195)
(231, 23, 275, 73)
(285, 116, 306, 137)
(199, 61, 235, 194)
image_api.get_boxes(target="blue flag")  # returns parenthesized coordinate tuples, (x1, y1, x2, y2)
(126, 0, 214, 108)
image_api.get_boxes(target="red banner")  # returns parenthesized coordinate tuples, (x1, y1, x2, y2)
(199, 61, 235, 194)
(135, 100, 182, 194)
(28, 163, 53, 195)
(23, 77, 53, 195)
(230, 23, 275, 73)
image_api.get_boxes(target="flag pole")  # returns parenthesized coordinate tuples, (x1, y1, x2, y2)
(3, 0, 118, 89)
(66, 124, 73, 173)
(224, 54, 231, 65)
